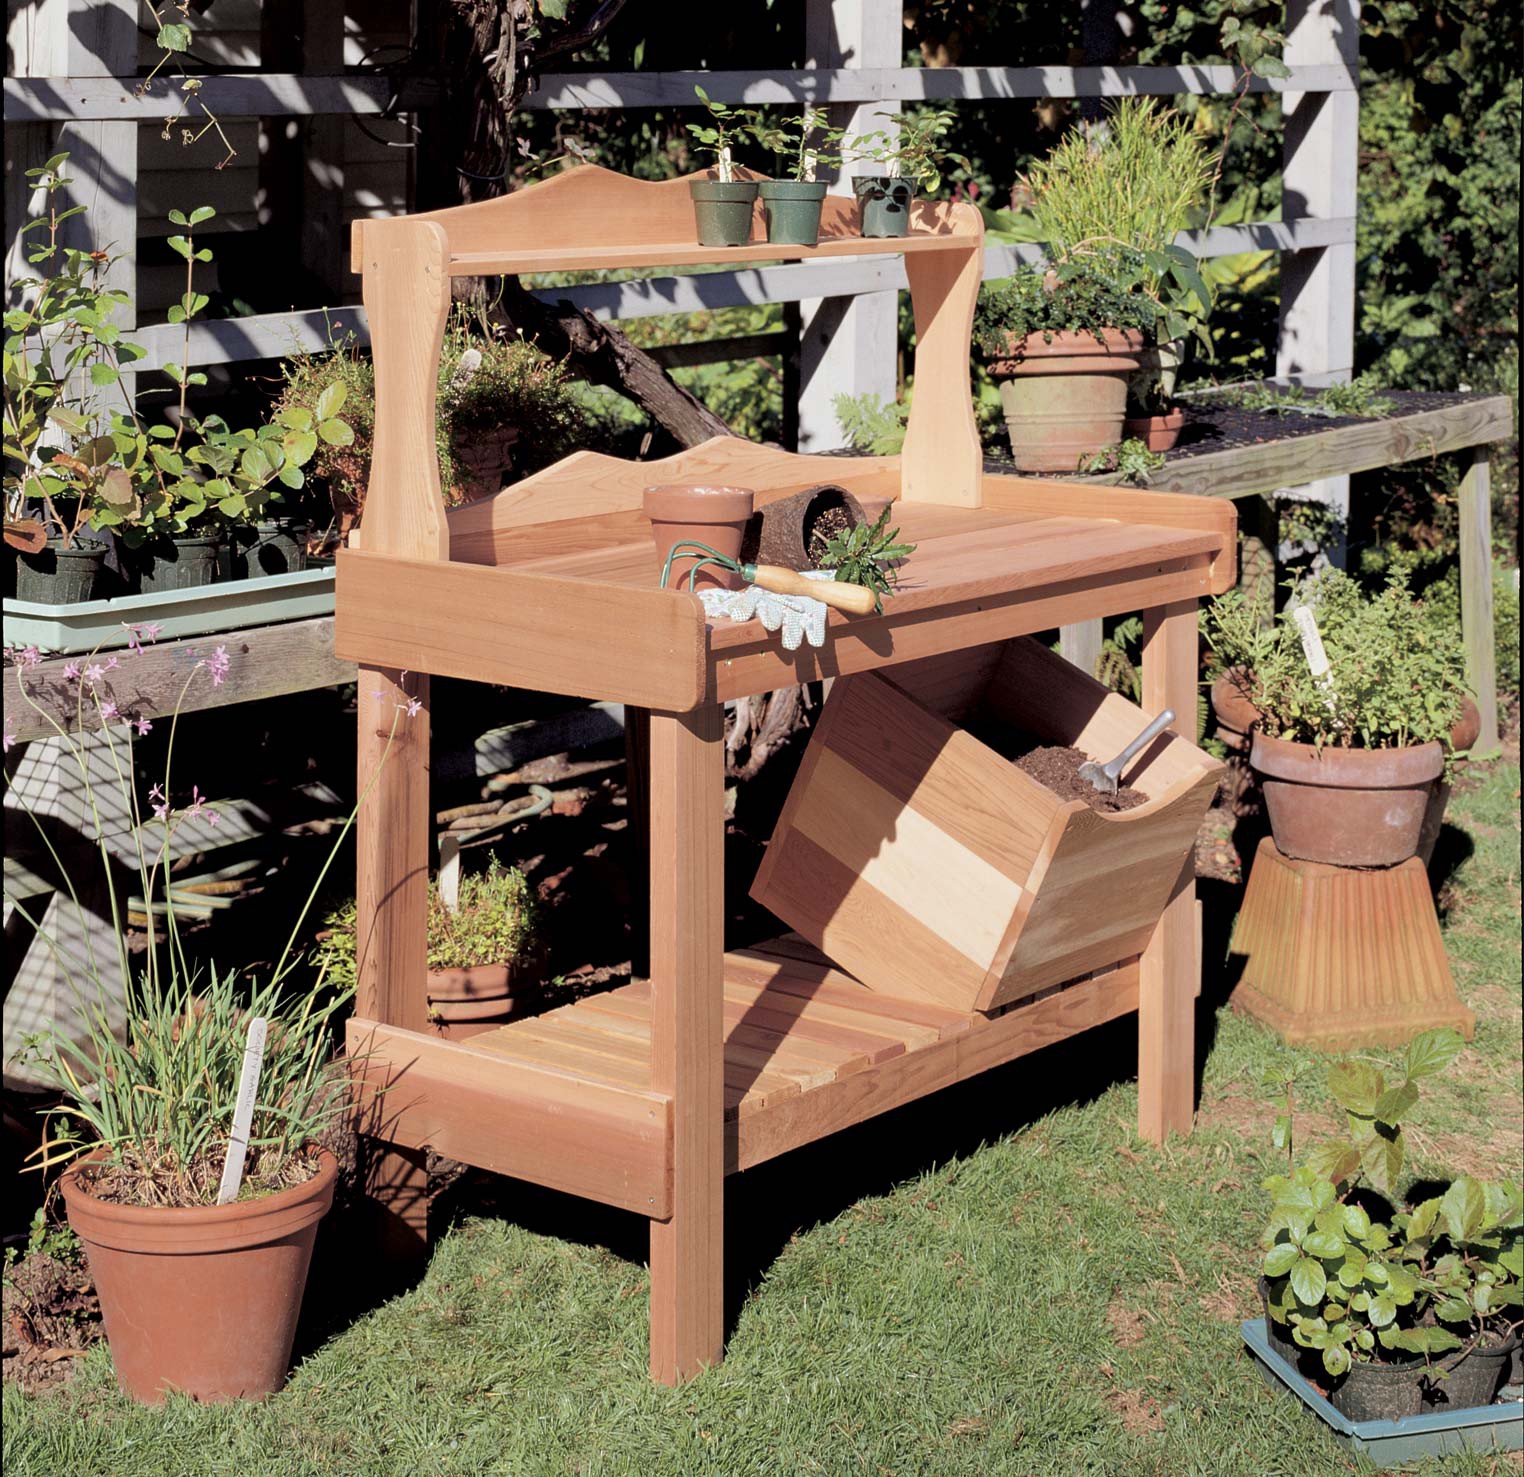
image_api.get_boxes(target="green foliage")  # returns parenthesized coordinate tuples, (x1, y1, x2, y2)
(318, 858, 539, 980)
(973, 253, 1159, 356)
(687, 86, 754, 182)
(1210, 374, 1398, 419)
(849, 107, 968, 194)
(817, 505, 917, 613)
(1077, 439, 1167, 485)
(1203, 567, 1468, 751)
(3, 158, 342, 549)
(751, 107, 846, 183)
(1260, 1031, 1522, 1376)
(832, 391, 908, 456)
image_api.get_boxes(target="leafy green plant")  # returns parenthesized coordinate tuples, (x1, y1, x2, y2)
(832, 391, 908, 456)
(317, 858, 539, 984)
(687, 86, 756, 183)
(817, 504, 916, 613)
(1259, 1030, 1522, 1375)
(752, 107, 846, 183)
(973, 252, 1159, 356)
(1211, 374, 1398, 419)
(1202, 567, 1469, 752)
(849, 107, 968, 194)
(3, 156, 345, 552)
(1078, 438, 1167, 484)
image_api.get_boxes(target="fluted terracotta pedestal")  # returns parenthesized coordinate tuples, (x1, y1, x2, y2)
(1229, 837, 1475, 1051)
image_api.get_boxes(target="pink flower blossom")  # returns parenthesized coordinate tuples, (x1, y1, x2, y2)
(149, 782, 169, 821)
(104, 654, 119, 671)
(17, 646, 42, 669)
(184, 785, 220, 826)
(122, 621, 164, 655)
(403, 695, 422, 718)
(133, 716, 152, 736)
(83, 663, 105, 685)
(99, 700, 118, 720)
(205, 645, 230, 687)
(3, 721, 15, 754)
(62, 661, 80, 681)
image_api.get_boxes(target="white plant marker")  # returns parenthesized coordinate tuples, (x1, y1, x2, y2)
(217, 1016, 268, 1205)
(717, 143, 733, 184)
(1291, 604, 1338, 716)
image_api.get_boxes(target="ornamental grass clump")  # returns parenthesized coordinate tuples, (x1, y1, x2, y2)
(1204, 567, 1469, 752)
(1260, 1029, 1522, 1376)
(6, 633, 414, 1208)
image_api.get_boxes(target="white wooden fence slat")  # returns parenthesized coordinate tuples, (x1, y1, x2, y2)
(3, 73, 441, 121)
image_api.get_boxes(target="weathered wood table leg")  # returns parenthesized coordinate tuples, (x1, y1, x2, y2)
(647, 705, 725, 1383)
(355, 664, 433, 1264)
(1137, 601, 1199, 1142)
(1458, 449, 1501, 755)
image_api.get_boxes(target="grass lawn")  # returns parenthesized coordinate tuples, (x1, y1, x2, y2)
(5, 755, 1520, 1477)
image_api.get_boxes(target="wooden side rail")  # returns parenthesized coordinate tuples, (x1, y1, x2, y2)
(347, 1020, 673, 1218)
(334, 549, 708, 711)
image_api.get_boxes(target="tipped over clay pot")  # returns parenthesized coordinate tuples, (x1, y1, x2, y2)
(644, 484, 755, 592)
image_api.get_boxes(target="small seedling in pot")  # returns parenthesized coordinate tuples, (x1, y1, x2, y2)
(817, 504, 916, 612)
(752, 107, 846, 183)
(688, 86, 755, 183)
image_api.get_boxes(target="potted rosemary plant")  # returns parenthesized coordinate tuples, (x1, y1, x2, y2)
(1204, 568, 1471, 867)
(686, 86, 760, 247)
(9, 633, 404, 1403)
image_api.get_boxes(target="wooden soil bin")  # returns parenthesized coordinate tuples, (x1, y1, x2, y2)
(752, 636, 1222, 1014)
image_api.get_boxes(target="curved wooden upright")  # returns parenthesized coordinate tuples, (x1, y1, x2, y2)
(338, 164, 1237, 1385)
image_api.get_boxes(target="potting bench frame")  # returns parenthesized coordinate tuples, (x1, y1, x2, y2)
(336, 165, 1238, 1384)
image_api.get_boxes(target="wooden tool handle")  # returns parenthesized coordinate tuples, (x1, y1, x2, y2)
(750, 564, 878, 616)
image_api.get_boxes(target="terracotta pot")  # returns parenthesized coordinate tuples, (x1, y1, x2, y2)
(644, 483, 755, 591)
(1250, 730, 1444, 867)
(426, 955, 546, 1042)
(1122, 408, 1184, 452)
(1417, 695, 1483, 867)
(61, 1148, 337, 1403)
(1210, 667, 1264, 753)
(988, 330, 1146, 472)
(452, 426, 520, 502)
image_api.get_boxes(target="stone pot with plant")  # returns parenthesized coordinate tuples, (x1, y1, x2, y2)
(1204, 568, 1471, 867)
(753, 108, 846, 247)
(1259, 1028, 1522, 1421)
(686, 86, 760, 246)
(973, 251, 1158, 472)
(848, 106, 964, 238)
(318, 859, 542, 1042)
(4, 158, 343, 601)
(9, 629, 404, 1402)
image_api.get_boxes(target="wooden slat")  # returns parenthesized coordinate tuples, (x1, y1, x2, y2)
(1458, 450, 1501, 755)
(4, 74, 442, 120)
(346, 1019, 671, 1217)
(334, 550, 707, 711)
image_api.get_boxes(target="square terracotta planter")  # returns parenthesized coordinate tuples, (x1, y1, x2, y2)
(751, 637, 1222, 1014)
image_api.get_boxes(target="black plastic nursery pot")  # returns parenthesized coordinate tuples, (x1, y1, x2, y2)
(225, 520, 310, 580)
(1425, 1333, 1519, 1410)
(760, 181, 828, 246)
(689, 180, 759, 247)
(1328, 1352, 1428, 1423)
(13, 537, 106, 604)
(134, 532, 222, 593)
(852, 175, 915, 238)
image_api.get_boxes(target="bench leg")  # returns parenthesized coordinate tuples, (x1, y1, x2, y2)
(359, 1140, 430, 1273)
(1138, 601, 1199, 1142)
(1458, 450, 1501, 756)
(647, 705, 725, 1384)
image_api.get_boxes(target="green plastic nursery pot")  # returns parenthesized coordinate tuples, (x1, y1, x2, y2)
(852, 175, 915, 238)
(135, 532, 222, 593)
(689, 180, 759, 247)
(13, 538, 106, 604)
(759, 181, 828, 246)
(225, 520, 309, 580)
(989, 329, 1146, 472)
(61, 1148, 337, 1403)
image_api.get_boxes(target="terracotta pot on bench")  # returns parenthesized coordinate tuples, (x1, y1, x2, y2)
(751, 636, 1222, 1013)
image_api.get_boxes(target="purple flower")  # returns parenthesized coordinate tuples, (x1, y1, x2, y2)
(17, 646, 42, 669)
(149, 782, 169, 821)
(205, 645, 230, 687)
(122, 621, 164, 655)
(3, 721, 15, 754)
(403, 695, 422, 718)
(100, 700, 119, 720)
(83, 663, 105, 685)
(62, 661, 81, 681)
(184, 785, 220, 827)
(133, 716, 152, 736)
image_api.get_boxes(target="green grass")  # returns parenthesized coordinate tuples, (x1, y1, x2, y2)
(6, 760, 1520, 1477)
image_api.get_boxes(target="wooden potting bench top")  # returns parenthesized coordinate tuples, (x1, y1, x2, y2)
(337, 165, 1236, 1387)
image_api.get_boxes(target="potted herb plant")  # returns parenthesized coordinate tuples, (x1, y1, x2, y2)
(973, 251, 1159, 472)
(317, 859, 542, 1041)
(847, 106, 964, 238)
(1203, 568, 1470, 866)
(8, 632, 406, 1402)
(753, 108, 846, 247)
(686, 86, 760, 247)
(1259, 1029, 1522, 1421)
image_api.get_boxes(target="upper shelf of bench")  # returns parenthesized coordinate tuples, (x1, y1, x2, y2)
(350, 164, 981, 279)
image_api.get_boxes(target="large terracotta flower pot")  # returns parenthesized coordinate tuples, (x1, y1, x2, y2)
(1210, 667, 1263, 753)
(988, 329, 1146, 472)
(1250, 731, 1444, 867)
(61, 1148, 337, 1403)
(426, 955, 547, 1042)
(643, 483, 754, 591)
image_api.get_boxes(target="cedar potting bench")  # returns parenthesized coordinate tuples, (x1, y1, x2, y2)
(336, 166, 1237, 1384)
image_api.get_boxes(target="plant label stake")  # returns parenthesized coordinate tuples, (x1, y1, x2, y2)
(217, 1016, 267, 1205)
(1291, 605, 1338, 716)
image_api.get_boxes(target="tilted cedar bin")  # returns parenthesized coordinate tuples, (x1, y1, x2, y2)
(752, 637, 1222, 1014)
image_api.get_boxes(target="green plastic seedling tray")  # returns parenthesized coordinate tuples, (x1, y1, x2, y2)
(3, 567, 335, 655)
(1241, 1320, 1523, 1464)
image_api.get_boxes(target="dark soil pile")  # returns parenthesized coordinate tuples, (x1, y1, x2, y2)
(2, 1248, 101, 1395)
(804, 504, 852, 565)
(965, 720, 1149, 814)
